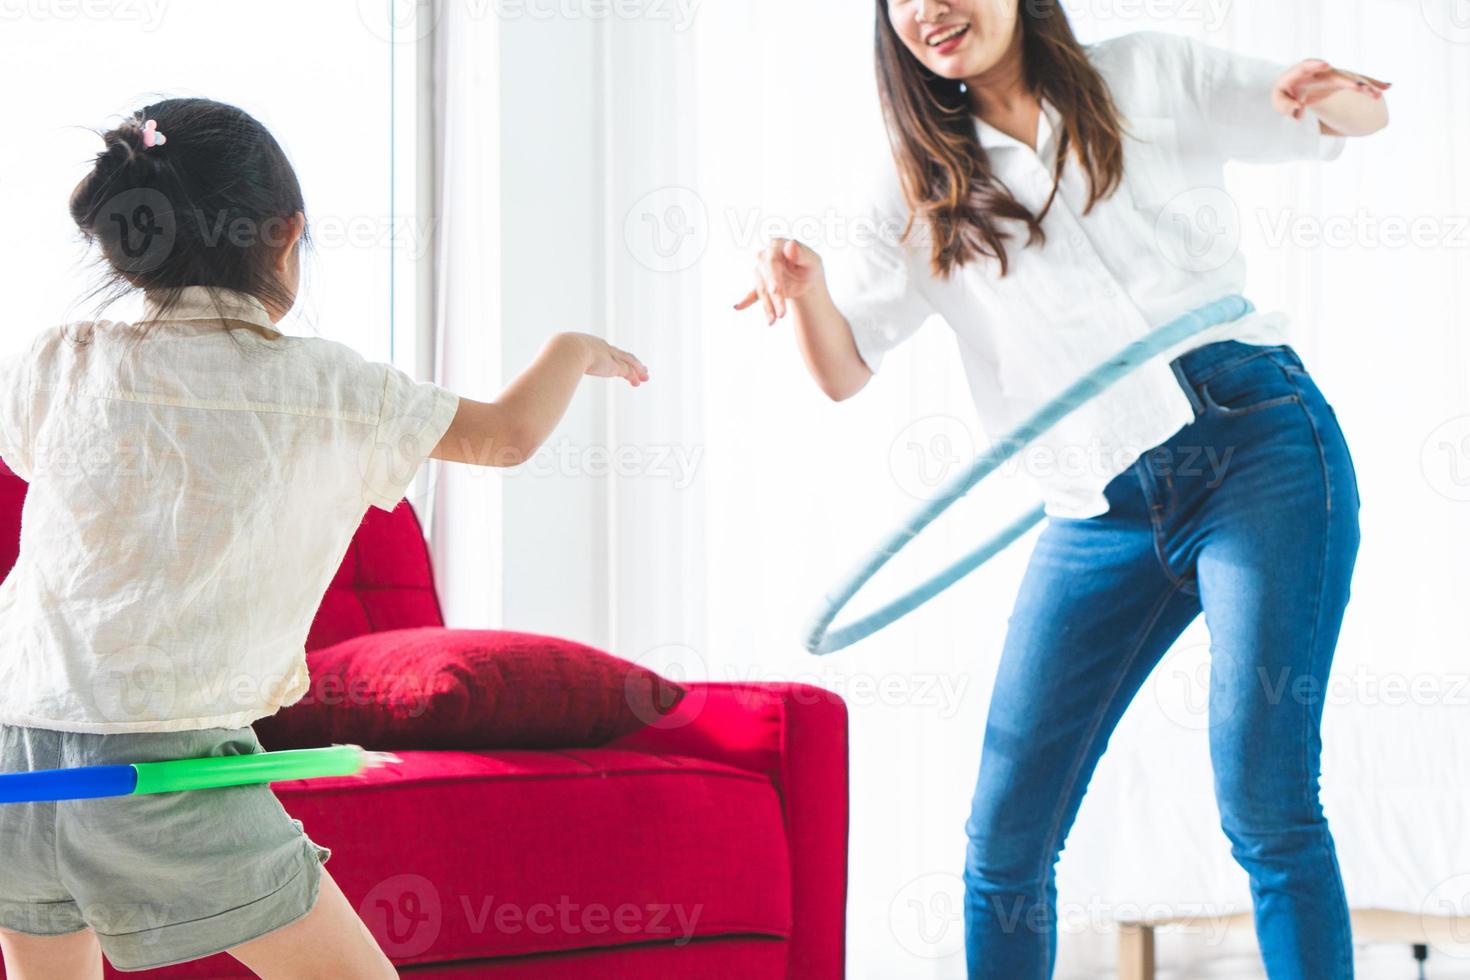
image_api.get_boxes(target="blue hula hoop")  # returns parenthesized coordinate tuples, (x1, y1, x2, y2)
(802, 294, 1255, 656)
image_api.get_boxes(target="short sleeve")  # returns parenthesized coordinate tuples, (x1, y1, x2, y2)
(826, 182, 937, 374)
(361, 361, 460, 512)
(1183, 34, 1347, 164)
(0, 340, 34, 481)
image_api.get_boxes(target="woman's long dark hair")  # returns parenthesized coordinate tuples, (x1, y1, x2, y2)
(68, 98, 309, 346)
(876, 0, 1126, 278)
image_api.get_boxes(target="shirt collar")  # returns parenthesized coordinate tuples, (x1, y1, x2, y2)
(974, 96, 1061, 155)
(140, 285, 277, 331)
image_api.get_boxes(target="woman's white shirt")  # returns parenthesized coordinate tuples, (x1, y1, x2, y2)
(829, 30, 1346, 519)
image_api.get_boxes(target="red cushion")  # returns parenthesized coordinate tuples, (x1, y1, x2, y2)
(306, 501, 447, 651)
(255, 628, 686, 751)
(120, 749, 794, 977)
(0, 459, 24, 584)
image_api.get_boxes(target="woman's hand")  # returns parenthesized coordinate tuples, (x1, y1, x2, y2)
(734, 238, 826, 325)
(562, 333, 649, 387)
(1272, 60, 1390, 133)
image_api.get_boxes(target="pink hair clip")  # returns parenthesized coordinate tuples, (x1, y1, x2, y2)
(141, 118, 167, 148)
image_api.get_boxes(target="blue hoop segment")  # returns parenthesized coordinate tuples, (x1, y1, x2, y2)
(803, 294, 1256, 656)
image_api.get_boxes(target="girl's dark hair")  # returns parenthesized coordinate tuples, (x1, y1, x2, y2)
(68, 97, 309, 344)
(875, 0, 1126, 278)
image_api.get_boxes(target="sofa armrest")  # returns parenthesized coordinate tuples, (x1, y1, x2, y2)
(607, 682, 848, 980)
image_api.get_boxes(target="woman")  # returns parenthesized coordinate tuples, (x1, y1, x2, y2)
(735, 2, 1388, 978)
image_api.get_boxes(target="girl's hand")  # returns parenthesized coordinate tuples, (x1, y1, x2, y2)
(734, 238, 825, 325)
(563, 333, 649, 387)
(1272, 59, 1390, 122)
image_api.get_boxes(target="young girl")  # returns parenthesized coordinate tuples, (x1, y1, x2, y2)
(0, 98, 646, 977)
(737, 3, 1387, 978)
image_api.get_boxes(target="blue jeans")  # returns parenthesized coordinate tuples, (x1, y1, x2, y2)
(963, 341, 1361, 979)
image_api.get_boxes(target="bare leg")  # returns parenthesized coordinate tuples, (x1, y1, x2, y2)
(0, 926, 103, 980)
(227, 868, 396, 979)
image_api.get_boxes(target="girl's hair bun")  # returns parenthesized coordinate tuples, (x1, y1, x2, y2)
(68, 98, 309, 328)
(71, 121, 163, 230)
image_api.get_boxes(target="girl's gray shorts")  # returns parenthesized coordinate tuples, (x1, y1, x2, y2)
(0, 723, 332, 972)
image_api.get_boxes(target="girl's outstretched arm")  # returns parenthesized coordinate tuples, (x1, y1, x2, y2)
(431, 332, 648, 467)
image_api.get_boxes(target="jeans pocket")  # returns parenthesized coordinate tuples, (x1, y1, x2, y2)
(1199, 356, 1303, 418)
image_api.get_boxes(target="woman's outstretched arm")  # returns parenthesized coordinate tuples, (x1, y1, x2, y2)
(1272, 60, 1391, 137)
(735, 238, 873, 402)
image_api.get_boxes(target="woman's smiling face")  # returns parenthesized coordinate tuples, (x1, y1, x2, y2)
(887, 0, 1020, 80)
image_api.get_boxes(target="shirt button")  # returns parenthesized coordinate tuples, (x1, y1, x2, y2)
(1069, 232, 1085, 247)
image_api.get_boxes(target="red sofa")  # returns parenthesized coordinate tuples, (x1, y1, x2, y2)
(0, 463, 848, 978)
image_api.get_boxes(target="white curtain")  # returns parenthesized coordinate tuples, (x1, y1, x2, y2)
(428, 1, 503, 629)
(437, 2, 1469, 976)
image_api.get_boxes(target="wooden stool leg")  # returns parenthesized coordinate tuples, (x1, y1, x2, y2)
(1119, 922, 1156, 980)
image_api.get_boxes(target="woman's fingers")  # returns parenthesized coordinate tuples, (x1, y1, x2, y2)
(783, 238, 805, 269)
(736, 239, 815, 321)
(757, 258, 789, 321)
(1277, 60, 1332, 97)
(615, 347, 649, 384)
(755, 276, 778, 325)
(764, 246, 791, 318)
